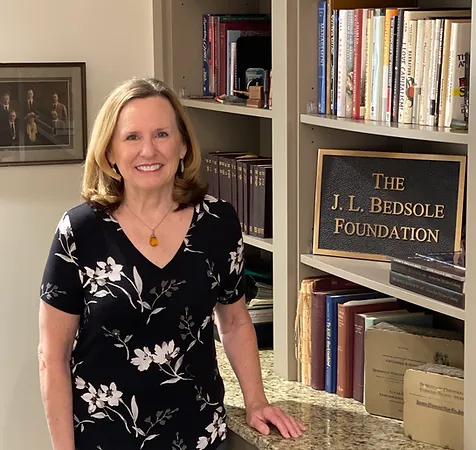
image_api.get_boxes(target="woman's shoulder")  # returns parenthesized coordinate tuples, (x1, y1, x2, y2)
(56, 201, 105, 236)
(195, 194, 239, 225)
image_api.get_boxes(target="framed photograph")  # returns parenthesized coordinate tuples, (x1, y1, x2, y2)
(0, 62, 87, 167)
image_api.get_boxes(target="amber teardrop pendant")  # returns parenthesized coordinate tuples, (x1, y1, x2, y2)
(149, 232, 158, 247)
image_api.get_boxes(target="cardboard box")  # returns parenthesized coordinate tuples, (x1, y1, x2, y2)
(404, 364, 464, 450)
(364, 322, 464, 420)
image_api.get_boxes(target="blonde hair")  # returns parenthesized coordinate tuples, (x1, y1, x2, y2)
(81, 77, 207, 210)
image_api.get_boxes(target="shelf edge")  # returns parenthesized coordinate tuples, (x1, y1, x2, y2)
(300, 254, 465, 321)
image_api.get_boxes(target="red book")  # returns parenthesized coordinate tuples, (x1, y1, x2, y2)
(336, 297, 399, 398)
(310, 279, 360, 390)
(352, 9, 364, 119)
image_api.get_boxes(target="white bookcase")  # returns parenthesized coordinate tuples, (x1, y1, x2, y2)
(154, 0, 476, 446)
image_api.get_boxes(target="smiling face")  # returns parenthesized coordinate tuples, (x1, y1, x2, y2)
(108, 96, 186, 196)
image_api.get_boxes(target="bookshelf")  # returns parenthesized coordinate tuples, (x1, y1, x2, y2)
(155, 0, 297, 382)
(296, 0, 475, 447)
(154, 0, 476, 446)
(181, 98, 274, 118)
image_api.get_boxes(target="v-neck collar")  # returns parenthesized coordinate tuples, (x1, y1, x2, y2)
(97, 204, 198, 271)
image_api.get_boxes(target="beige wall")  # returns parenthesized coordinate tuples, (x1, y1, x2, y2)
(0, 1, 155, 448)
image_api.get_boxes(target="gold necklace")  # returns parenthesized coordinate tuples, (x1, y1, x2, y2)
(123, 202, 175, 247)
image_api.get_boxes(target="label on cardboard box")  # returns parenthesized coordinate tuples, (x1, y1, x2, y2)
(404, 363, 464, 450)
(364, 322, 464, 420)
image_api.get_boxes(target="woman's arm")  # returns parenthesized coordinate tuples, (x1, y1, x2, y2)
(214, 298, 306, 439)
(38, 301, 80, 450)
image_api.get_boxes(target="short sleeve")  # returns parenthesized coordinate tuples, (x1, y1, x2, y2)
(217, 203, 247, 305)
(40, 212, 84, 315)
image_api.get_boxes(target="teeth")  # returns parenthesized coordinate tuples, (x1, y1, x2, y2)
(137, 164, 161, 172)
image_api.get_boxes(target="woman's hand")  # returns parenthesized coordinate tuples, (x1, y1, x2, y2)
(246, 401, 307, 439)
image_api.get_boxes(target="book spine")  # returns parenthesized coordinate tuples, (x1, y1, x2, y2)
(243, 163, 249, 234)
(231, 159, 238, 212)
(324, 297, 335, 393)
(336, 304, 351, 397)
(311, 293, 326, 390)
(237, 161, 244, 231)
(392, 9, 405, 123)
(386, 14, 398, 122)
(364, 10, 374, 120)
(445, 22, 471, 127)
(352, 9, 363, 119)
(370, 9, 385, 121)
(402, 19, 417, 124)
(427, 19, 443, 126)
(326, 0, 332, 115)
(419, 19, 434, 126)
(391, 261, 464, 293)
(434, 20, 446, 127)
(412, 19, 425, 125)
(318, 1, 327, 114)
(264, 167, 273, 238)
(389, 271, 465, 309)
(345, 10, 354, 118)
(337, 10, 348, 118)
(352, 314, 366, 402)
(381, 10, 393, 122)
(331, 10, 339, 115)
(248, 163, 254, 235)
(203, 14, 210, 95)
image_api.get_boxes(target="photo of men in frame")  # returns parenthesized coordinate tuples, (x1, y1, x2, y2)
(0, 79, 71, 149)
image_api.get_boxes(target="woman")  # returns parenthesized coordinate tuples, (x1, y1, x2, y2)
(38, 77, 306, 450)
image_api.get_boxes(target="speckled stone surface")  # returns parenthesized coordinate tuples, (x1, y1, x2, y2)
(216, 343, 441, 450)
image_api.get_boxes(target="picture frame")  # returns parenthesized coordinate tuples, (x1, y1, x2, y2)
(0, 62, 87, 167)
(313, 149, 466, 261)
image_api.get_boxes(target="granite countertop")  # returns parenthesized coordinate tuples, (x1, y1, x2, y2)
(216, 343, 440, 450)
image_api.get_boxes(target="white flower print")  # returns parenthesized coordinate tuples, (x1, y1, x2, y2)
(229, 238, 244, 275)
(97, 257, 123, 282)
(40, 282, 66, 301)
(80, 258, 146, 311)
(172, 432, 188, 450)
(81, 384, 106, 414)
(206, 260, 220, 290)
(196, 407, 227, 449)
(103, 327, 133, 359)
(54, 213, 78, 265)
(195, 385, 219, 412)
(131, 340, 192, 385)
(147, 279, 185, 325)
(153, 341, 180, 365)
(58, 213, 73, 237)
(131, 347, 154, 372)
(179, 307, 206, 351)
(184, 223, 203, 254)
(100, 382, 123, 407)
(74, 377, 178, 447)
(195, 199, 219, 223)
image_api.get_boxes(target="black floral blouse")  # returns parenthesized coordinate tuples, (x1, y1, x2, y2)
(40, 195, 246, 450)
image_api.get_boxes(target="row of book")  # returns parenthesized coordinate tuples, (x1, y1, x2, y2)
(317, 2, 471, 129)
(296, 274, 464, 420)
(388, 251, 466, 309)
(204, 152, 272, 238)
(202, 13, 271, 97)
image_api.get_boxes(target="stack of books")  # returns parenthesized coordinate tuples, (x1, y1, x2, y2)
(201, 13, 271, 97)
(204, 151, 272, 239)
(388, 252, 466, 310)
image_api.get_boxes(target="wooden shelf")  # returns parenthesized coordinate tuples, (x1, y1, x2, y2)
(300, 254, 465, 321)
(181, 99, 274, 119)
(243, 235, 273, 252)
(300, 114, 469, 145)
